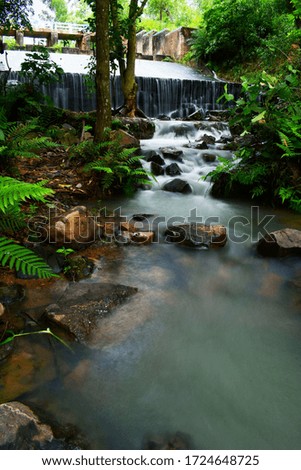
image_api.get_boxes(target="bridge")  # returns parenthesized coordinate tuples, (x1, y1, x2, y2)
(0, 23, 194, 60)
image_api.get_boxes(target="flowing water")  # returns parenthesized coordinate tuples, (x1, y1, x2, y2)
(9, 119, 301, 450)
(6, 52, 240, 115)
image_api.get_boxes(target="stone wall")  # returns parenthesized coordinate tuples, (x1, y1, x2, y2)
(136, 27, 195, 61)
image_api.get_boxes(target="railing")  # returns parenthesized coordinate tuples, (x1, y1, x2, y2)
(30, 21, 89, 33)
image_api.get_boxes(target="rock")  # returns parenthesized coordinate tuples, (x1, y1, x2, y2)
(146, 153, 165, 165)
(110, 129, 140, 148)
(257, 228, 301, 257)
(195, 141, 208, 150)
(48, 206, 100, 248)
(116, 117, 155, 139)
(0, 303, 4, 316)
(64, 255, 94, 281)
(165, 223, 227, 248)
(200, 134, 216, 145)
(0, 283, 25, 305)
(187, 109, 206, 121)
(130, 231, 154, 245)
(143, 431, 193, 450)
(44, 283, 138, 346)
(202, 153, 216, 162)
(0, 402, 84, 449)
(151, 161, 164, 176)
(163, 179, 192, 194)
(160, 147, 183, 162)
(166, 162, 182, 176)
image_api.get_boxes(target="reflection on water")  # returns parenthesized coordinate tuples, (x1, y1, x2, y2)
(9, 120, 301, 450)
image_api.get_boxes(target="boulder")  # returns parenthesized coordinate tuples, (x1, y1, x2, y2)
(199, 134, 216, 145)
(146, 153, 165, 165)
(202, 153, 216, 163)
(257, 228, 301, 257)
(165, 223, 227, 248)
(110, 129, 140, 148)
(0, 402, 84, 449)
(166, 163, 182, 176)
(48, 206, 100, 248)
(44, 282, 138, 346)
(151, 161, 164, 176)
(160, 147, 183, 162)
(163, 179, 192, 194)
(64, 255, 94, 281)
(0, 283, 25, 305)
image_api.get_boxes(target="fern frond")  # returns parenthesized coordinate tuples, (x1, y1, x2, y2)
(0, 237, 55, 278)
(0, 176, 54, 212)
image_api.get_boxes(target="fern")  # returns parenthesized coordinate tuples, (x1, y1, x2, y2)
(0, 176, 54, 212)
(0, 237, 55, 279)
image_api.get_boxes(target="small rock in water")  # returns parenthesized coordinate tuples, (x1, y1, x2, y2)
(202, 153, 216, 162)
(143, 431, 193, 450)
(151, 161, 164, 176)
(163, 179, 192, 194)
(257, 228, 301, 257)
(160, 147, 183, 162)
(146, 153, 165, 166)
(165, 163, 182, 176)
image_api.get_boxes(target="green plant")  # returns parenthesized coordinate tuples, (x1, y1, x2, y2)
(207, 66, 301, 211)
(0, 327, 72, 351)
(0, 176, 56, 278)
(20, 46, 64, 87)
(77, 138, 152, 196)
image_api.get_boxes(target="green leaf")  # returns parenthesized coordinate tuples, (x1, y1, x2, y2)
(251, 111, 266, 123)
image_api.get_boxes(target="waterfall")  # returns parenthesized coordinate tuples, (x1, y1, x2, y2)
(8, 53, 240, 116)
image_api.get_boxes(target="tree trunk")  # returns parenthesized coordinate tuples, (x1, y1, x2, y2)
(94, 0, 112, 142)
(121, 17, 138, 117)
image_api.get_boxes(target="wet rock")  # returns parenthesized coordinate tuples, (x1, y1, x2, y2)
(202, 153, 216, 162)
(130, 231, 154, 245)
(200, 134, 216, 145)
(195, 141, 208, 150)
(146, 153, 165, 165)
(257, 228, 301, 257)
(64, 255, 95, 281)
(44, 283, 138, 346)
(166, 163, 182, 176)
(110, 129, 139, 148)
(151, 161, 164, 176)
(165, 223, 227, 248)
(143, 431, 193, 450)
(0, 283, 25, 305)
(0, 402, 83, 449)
(132, 214, 154, 221)
(163, 179, 192, 194)
(48, 206, 100, 249)
(116, 117, 155, 139)
(187, 109, 206, 121)
(160, 147, 183, 162)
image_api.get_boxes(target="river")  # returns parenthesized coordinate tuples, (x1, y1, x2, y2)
(9, 118, 301, 450)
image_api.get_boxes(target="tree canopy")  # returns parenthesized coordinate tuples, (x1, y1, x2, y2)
(0, 0, 33, 29)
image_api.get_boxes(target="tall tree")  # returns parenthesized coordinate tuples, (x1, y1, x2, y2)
(94, 0, 112, 141)
(110, 0, 148, 116)
(0, 0, 33, 29)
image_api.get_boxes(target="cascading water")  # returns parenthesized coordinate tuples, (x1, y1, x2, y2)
(11, 118, 301, 450)
(6, 51, 240, 116)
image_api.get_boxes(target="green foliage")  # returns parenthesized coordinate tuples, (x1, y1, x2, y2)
(0, 111, 58, 168)
(0, 176, 54, 212)
(0, 236, 55, 278)
(71, 137, 152, 195)
(0, 0, 33, 30)
(0, 176, 56, 278)
(208, 66, 301, 211)
(191, 0, 292, 68)
(20, 46, 64, 87)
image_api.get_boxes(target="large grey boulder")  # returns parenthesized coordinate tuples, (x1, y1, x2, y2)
(163, 179, 192, 194)
(257, 228, 301, 257)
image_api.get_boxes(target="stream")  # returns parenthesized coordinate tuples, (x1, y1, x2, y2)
(2, 119, 301, 450)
